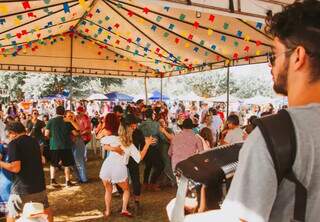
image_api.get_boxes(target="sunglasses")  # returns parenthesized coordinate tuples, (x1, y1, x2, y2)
(267, 49, 294, 66)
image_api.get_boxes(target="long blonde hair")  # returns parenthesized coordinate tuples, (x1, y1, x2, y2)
(118, 122, 133, 147)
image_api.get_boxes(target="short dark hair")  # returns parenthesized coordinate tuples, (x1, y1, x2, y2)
(145, 108, 153, 119)
(56, 106, 65, 115)
(6, 121, 26, 134)
(227, 114, 239, 126)
(182, 118, 194, 129)
(266, 0, 320, 82)
(113, 105, 123, 114)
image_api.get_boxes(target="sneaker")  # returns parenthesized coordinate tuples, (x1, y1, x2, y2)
(65, 180, 75, 187)
(50, 179, 60, 187)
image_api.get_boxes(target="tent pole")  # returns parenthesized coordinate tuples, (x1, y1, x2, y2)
(144, 75, 148, 105)
(226, 65, 230, 117)
(69, 33, 74, 109)
(160, 75, 163, 102)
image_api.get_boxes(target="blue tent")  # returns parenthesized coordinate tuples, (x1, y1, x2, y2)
(105, 92, 134, 101)
(149, 90, 170, 101)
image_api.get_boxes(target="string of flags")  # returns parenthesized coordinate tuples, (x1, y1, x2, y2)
(0, 0, 270, 73)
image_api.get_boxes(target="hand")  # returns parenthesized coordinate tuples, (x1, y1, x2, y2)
(0, 153, 2, 161)
(145, 136, 156, 146)
(113, 146, 124, 156)
(41, 155, 46, 165)
(159, 126, 166, 133)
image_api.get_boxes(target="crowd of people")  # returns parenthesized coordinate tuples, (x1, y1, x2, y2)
(0, 95, 277, 221)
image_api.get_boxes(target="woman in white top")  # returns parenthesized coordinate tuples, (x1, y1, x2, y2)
(220, 114, 244, 145)
(99, 119, 155, 218)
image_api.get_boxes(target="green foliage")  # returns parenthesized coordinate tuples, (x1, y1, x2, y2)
(0, 72, 27, 101)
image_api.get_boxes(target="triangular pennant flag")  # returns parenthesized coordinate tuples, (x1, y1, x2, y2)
(63, 3, 70, 13)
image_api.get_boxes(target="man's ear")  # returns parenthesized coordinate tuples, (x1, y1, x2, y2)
(292, 46, 307, 71)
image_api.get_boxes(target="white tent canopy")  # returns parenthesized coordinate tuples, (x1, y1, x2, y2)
(244, 95, 273, 105)
(0, 0, 293, 78)
(172, 92, 204, 101)
(205, 93, 241, 103)
(86, 93, 108, 101)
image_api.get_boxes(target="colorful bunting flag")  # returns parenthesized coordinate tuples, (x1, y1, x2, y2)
(244, 46, 250, 52)
(174, 38, 180, 44)
(184, 43, 190, 48)
(164, 6, 170, 12)
(168, 24, 175, 30)
(22, 1, 31, 10)
(43, 0, 51, 4)
(143, 7, 150, 14)
(179, 14, 186, 21)
(193, 21, 199, 29)
(156, 16, 162, 22)
(199, 40, 205, 46)
(28, 12, 36, 18)
(256, 40, 262, 46)
(209, 14, 215, 23)
(188, 34, 193, 40)
(151, 25, 157, 31)
(211, 45, 216, 50)
(237, 31, 242, 37)
(208, 29, 213, 36)
(63, 3, 70, 13)
(128, 10, 134, 17)
(223, 23, 229, 30)
(79, 0, 89, 11)
(256, 22, 262, 29)
(193, 47, 199, 53)
(0, 18, 6, 25)
(163, 32, 169, 38)
(0, 5, 9, 15)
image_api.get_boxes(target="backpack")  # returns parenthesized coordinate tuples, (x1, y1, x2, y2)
(171, 109, 307, 222)
(254, 109, 307, 222)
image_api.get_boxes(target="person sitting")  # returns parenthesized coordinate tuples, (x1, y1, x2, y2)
(220, 115, 244, 145)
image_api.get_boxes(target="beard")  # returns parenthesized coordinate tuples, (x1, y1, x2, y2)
(272, 60, 289, 96)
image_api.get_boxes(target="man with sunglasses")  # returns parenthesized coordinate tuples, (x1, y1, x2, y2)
(26, 110, 46, 162)
(168, 1, 320, 221)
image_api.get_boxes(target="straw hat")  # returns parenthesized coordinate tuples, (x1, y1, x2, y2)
(20, 203, 46, 219)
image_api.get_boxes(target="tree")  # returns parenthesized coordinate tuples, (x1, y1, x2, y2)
(0, 72, 27, 101)
(185, 69, 238, 97)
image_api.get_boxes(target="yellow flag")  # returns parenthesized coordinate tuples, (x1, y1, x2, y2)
(138, 18, 145, 25)
(256, 50, 261, 56)
(194, 59, 198, 65)
(181, 31, 187, 38)
(79, 0, 89, 11)
(184, 43, 190, 48)
(244, 35, 250, 42)
(208, 29, 213, 36)
(14, 18, 21, 26)
(0, 5, 8, 15)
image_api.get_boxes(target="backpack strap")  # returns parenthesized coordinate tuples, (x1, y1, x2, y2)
(254, 109, 307, 222)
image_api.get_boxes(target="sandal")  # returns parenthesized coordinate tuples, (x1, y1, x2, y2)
(120, 211, 133, 218)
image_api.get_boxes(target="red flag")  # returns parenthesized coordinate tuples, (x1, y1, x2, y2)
(128, 10, 134, 17)
(209, 14, 215, 22)
(193, 21, 199, 29)
(174, 38, 180, 44)
(27, 12, 36, 18)
(143, 7, 149, 14)
(22, 1, 31, 10)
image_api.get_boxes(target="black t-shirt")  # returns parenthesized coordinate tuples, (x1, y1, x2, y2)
(8, 135, 46, 195)
(26, 119, 46, 143)
(132, 129, 145, 151)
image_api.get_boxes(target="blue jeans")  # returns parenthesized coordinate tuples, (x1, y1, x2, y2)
(72, 137, 87, 182)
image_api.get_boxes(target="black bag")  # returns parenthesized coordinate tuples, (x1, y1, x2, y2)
(254, 109, 307, 222)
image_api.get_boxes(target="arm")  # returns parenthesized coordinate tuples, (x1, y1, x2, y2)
(103, 144, 124, 155)
(160, 127, 174, 141)
(0, 160, 21, 173)
(139, 136, 156, 160)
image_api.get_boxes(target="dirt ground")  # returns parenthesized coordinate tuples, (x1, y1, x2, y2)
(45, 153, 176, 222)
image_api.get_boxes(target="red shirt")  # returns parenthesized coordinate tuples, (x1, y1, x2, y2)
(76, 114, 92, 142)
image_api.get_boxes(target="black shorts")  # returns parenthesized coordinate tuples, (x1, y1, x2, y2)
(50, 149, 74, 167)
